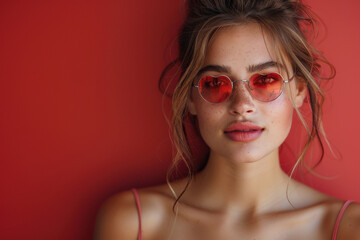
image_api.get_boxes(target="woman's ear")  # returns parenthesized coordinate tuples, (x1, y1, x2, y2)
(187, 98, 197, 115)
(294, 77, 307, 108)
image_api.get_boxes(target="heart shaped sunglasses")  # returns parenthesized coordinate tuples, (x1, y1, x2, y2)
(193, 73, 292, 103)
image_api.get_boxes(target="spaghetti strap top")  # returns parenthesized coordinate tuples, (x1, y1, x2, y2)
(131, 189, 354, 240)
(332, 200, 354, 240)
(132, 189, 142, 240)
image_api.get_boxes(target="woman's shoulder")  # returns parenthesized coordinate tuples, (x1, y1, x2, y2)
(331, 200, 360, 239)
(288, 181, 360, 239)
(94, 184, 176, 240)
(311, 193, 360, 239)
(94, 190, 141, 240)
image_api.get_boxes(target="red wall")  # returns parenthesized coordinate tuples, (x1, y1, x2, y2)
(0, 1, 359, 239)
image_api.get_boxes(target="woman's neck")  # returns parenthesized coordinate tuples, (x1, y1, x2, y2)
(187, 148, 292, 214)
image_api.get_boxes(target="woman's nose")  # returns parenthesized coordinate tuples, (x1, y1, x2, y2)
(228, 81, 256, 116)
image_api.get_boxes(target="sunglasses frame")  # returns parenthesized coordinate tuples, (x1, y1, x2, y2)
(193, 72, 291, 103)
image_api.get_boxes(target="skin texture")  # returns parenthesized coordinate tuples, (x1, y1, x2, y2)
(94, 23, 360, 240)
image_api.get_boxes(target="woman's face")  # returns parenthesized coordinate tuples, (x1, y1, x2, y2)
(188, 23, 306, 163)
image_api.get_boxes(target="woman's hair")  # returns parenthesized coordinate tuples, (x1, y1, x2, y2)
(159, 0, 335, 208)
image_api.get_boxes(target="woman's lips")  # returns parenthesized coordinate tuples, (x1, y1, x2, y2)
(224, 122, 264, 142)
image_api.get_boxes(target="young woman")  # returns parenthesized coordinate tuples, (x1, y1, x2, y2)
(95, 0, 360, 239)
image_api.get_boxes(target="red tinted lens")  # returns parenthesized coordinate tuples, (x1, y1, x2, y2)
(249, 73, 283, 101)
(198, 76, 232, 103)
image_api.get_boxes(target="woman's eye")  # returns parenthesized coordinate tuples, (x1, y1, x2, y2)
(205, 77, 223, 88)
(253, 75, 278, 86)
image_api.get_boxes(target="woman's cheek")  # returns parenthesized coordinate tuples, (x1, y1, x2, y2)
(196, 105, 224, 146)
(269, 98, 294, 140)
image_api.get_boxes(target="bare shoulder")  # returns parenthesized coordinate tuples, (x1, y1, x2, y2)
(94, 190, 140, 240)
(94, 186, 175, 240)
(287, 180, 360, 239)
(302, 185, 360, 239)
(336, 201, 360, 240)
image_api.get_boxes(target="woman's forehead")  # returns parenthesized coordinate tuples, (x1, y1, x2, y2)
(204, 23, 292, 74)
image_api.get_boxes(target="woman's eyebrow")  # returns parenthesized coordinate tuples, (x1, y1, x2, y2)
(197, 61, 284, 75)
(197, 65, 231, 75)
(247, 61, 284, 72)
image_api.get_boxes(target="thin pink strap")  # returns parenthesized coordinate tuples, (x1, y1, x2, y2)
(332, 200, 354, 240)
(131, 189, 142, 240)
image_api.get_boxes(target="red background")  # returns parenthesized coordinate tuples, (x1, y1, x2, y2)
(0, 1, 359, 239)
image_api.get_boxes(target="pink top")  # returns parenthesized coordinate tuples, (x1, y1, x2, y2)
(332, 200, 354, 240)
(131, 189, 142, 240)
(131, 189, 353, 240)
